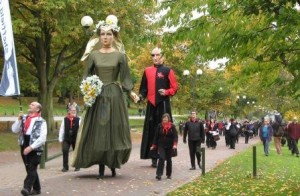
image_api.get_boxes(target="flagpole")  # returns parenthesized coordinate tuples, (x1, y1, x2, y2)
(18, 95, 22, 112)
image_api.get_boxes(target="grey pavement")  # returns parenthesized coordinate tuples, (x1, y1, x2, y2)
(0, 134, 260, 196)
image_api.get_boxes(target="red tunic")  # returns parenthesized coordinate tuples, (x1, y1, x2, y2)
(140, 64, 178, 106)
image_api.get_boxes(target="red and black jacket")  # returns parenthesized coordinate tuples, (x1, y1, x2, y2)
(139, 64, 178, 106)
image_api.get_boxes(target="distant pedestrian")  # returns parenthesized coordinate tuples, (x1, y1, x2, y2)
(259, 118, 273, 156)
(271, 115, 284, 155)
(11, 102, 47, 196)
(179, 121, 184, 136)
(59, 106, 80, 172)
(226, 118, 238, 149)
(287, 117, 300, 157)
(151, 113, 178, 180)
(183, 111, 205, 170)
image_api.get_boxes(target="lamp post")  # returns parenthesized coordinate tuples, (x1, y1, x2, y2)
(183, 69, 203, 109)
(81, 15, 94, 34)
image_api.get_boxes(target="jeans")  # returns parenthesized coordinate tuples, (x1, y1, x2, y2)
(262, 138, 270, 155)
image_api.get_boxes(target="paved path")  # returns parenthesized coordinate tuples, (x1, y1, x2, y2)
(0, 135, 260, 196)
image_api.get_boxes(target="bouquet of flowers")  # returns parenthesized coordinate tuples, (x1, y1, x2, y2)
(80, 75, 103, 107)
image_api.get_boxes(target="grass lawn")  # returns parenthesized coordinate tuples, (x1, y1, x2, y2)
(168, 143, 300, 195)
(0, 132, 20, 151)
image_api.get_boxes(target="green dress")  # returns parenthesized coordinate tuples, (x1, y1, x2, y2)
(72, 50, 133, 169)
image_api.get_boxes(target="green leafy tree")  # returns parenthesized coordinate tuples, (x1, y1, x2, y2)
(10, 0, 154, 131)
(154, 0, 300, 112)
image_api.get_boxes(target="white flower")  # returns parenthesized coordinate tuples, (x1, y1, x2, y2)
(80, 75, 103, 107)
(106, 15, 118, 25)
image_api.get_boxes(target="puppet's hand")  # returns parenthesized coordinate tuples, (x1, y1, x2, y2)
(130, 91, 140, 103)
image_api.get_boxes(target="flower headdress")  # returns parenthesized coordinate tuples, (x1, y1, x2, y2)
(81, 15, 124, 62)
(94, 15, 120, 33)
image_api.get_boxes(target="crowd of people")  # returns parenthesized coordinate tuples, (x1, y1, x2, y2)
(179, 113, 300, 158)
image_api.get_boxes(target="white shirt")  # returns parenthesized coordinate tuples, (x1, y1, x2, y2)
(11, 117, 47, 150)
(58, 118, 81, 142)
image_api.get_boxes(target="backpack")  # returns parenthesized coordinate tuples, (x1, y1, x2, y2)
(274, 125, 284, 137)
(229, 124, 238, 136)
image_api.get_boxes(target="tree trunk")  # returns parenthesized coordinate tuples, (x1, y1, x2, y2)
(39, 86, 54, 133)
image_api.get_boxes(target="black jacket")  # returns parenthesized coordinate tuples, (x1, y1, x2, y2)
(152, 123, 178, 149)
(63, 116, 80, 142)
(184, 120, 205, 143)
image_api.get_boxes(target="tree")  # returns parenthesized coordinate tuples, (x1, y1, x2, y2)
(10, 0, 154, 131)
(153, 0, 300, 112)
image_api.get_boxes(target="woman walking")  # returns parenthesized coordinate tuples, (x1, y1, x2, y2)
(151, 113, 178, 180)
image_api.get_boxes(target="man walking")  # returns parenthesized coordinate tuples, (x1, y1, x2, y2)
(287, 117, 300, 157)
(59, 106, 80, 172)
(183, 111, 205, 170)
(11, 102, 47, 196)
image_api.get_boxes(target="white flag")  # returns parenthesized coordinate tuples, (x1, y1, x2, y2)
(0, 0, 20, 96)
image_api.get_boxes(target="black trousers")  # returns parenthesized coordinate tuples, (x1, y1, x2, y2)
(188, 140, 201, 168)
(62, 140, 76, 170)
(225, 131, 230, 146)
(244, 132, 250, 144)
(206, 132, 211, 147)
(291, 139, 299, 155)
(229, 135, 236, 149)
(156, 147, 172, 177)
(21, 146, 41, 192)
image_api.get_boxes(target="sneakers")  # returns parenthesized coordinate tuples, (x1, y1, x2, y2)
(156, 176, 161, 180)
(189, 167, 196, 170)
(61, 168, 68, 172)
(30, 189, 41, 195)
(167, 176, 172, 179)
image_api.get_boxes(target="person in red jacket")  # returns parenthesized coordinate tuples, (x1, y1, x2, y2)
(287, 117, 300, 157)
(139, 47, 178, 167)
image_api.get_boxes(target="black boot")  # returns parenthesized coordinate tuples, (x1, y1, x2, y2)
(97, 164, 105, 179)
(111, 168, 116, 177)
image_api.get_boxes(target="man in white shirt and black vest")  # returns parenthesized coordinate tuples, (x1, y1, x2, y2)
(12, 102, 47, 196)
(59, 105, 80, 172)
